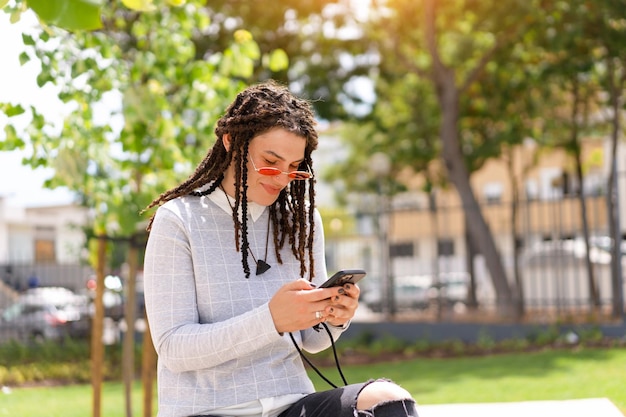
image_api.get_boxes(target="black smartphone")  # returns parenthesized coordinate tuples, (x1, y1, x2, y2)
(319, 269, 367, 288)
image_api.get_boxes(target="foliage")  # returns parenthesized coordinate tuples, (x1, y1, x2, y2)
(3, 0, 199, 31)
(1, 0, 274, 241)
(0, 338, 141, 385)
(1, 325, 621, 387)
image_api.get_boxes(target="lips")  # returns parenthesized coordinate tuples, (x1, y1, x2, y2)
(262, 183, 283, 195)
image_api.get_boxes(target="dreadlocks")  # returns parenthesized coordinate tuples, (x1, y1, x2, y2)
(143, 80, 319, 280)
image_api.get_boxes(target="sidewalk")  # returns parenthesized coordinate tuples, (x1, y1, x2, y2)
(419, 398, 624, 417)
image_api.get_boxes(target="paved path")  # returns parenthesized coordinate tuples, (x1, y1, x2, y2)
(418, 398, 624, 417)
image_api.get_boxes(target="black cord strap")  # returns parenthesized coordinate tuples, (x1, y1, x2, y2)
(289, 322, 348, 389)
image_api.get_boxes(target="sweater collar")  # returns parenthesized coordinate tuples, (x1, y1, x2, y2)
(208, 188, 266, 223)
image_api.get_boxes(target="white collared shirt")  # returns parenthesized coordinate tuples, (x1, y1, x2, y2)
(209, 186, 266, 222)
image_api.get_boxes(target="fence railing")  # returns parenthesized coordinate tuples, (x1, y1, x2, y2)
(324, 191, 625, 324)
(1, 190, 624, 342)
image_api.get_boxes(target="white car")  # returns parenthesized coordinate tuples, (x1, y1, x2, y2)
(362, 275, 433, 312)
(0, 287, 90, 343)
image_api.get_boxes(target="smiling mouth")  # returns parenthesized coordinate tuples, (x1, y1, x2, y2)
(262, 183, 283, 195)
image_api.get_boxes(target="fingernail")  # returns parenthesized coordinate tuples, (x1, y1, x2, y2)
(329, 307, 334, 313)
(338, 288, 345, 294)
(345, 284, 351, 290)
(310, 283, 317, 288)
(334, 295, 341, 301)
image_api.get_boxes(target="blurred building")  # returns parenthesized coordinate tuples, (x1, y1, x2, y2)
(324, 135, 626, 314)
(0, 198, 91, 292)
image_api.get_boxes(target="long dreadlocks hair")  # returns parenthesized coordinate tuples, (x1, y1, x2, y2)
(143, 80, 319, 280)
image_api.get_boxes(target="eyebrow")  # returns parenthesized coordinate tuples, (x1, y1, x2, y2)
(263, 150, 304, 164)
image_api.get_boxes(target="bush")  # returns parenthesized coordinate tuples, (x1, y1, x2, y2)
(0, 338, 143, 386)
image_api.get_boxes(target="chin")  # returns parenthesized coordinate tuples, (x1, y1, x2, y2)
(250, 193, 279, 207)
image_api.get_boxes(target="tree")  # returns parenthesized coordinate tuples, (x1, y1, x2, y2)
(580, 0, 626, 319)
(535, 0, 626, 314)
(1, 1, 283, 416)
(333, 0, 549, 317)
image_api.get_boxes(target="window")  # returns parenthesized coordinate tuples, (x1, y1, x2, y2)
(437, 239, 455, 256)
(35, 239, 55, 263)
(389, 242, 415, 258)
(525, 179, 538, 201)
(483, 182, 503, 205)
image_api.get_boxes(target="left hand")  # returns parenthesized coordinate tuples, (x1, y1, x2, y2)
(322, 283, 360, 327)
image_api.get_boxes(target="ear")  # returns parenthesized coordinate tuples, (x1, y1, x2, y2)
(222, 133, 232, 152)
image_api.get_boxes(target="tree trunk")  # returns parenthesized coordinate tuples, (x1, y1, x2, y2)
(507, 148, 525, 318)
(574, 152, 600, 309)
(436, 68, 515, 316)
(428, 190, 443, 320)
(91, 234, 106, 417)
(142, 317, 157, 417)
(606, 58, 625, 319)
(423, 0, 515, 317)
(123, 241, 139, 417)
(568, 76, 600, 310)
(464, 215, 479, 311)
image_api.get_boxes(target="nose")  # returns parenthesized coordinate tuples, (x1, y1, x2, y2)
(273, 172, 292, 187)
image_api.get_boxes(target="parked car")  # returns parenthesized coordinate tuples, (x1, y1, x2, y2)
(427, 272, 471, 309)
(362, 275, 433, 312)
(0, 287, 90, 343)
(362, 272, 472, 313)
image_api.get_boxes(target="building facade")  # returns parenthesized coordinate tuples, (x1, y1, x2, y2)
(0, 198, 91, 291)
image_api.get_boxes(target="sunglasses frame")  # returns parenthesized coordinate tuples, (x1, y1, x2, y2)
(249, 155, 314, 180)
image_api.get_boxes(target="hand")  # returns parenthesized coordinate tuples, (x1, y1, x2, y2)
(323, 283, 360, 327)
(269, 279, 345, 333)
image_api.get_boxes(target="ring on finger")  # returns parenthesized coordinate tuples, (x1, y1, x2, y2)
(315, 311, 323, 320)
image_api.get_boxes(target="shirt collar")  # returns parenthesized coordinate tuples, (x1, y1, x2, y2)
(208, 187, 266, 223)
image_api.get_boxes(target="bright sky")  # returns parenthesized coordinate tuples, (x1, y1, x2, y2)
(0, 11, 75, 207)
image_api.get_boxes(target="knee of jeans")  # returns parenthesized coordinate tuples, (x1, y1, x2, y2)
(356, 399, 419, 417)
(356, 380, 414, 411)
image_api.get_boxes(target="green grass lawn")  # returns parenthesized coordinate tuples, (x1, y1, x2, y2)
(2, 347, 625, 417)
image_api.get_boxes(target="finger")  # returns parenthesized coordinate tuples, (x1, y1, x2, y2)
(313, 310, 326, 322)
(342, 283, 360, 298)
(289, 278, 317, 290)
(327, 297, 358, 315)
(324, 306, 351, 326)
(330, 292, 359, 308)
(305, 287, 338, 302)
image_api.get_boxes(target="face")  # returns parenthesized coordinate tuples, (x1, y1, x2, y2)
(222, 127, 308, 206)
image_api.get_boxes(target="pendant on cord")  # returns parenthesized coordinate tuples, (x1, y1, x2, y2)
(256, 260, 271, 275)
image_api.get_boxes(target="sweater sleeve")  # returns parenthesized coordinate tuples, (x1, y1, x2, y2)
(144, 206, 284, 373)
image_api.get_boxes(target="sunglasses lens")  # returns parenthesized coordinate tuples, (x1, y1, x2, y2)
(258, 167, 282, 176)
(288, 171, 311, 180)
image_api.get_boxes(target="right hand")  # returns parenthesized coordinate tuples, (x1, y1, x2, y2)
(269, 279, 336, 333)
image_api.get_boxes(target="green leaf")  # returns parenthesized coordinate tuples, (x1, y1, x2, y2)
(1, 103, 26, 117)
(239, 40, 260, 60)
(10, 9, 22, 23)
(0, 0, 9, 9)
(19, 51, 30, 66)
(36, 71, 53, 87)
(1, 125, 26, 150)
(267, 48, 289, 72)
(22, 34, 36, 46)
(121, 0, 156, 12)
(27, 0, 104, 31)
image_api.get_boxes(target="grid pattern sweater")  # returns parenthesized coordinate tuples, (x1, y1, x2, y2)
(144, 195, 344, 417)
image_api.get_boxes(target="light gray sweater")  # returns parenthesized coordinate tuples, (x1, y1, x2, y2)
(143, 193, 345, 417)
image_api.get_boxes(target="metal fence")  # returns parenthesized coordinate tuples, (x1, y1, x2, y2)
(1, 190, 624, 344)
(323, 190, 625, 324)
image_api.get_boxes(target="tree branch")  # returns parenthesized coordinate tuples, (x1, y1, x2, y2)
(459, 15, 530, 95)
